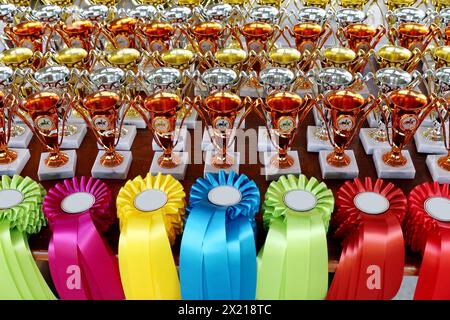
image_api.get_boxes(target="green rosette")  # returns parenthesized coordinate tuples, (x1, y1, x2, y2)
(256, 174, 334, 300)
(0, 175, 55, 300)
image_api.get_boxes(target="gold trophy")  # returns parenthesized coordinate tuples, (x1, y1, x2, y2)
(337, 0, 369, 9)
(315, 90, 379, 179)
(192, 91, 256, 175)
(17, 91, 77, 181)
(384, 0, 419, 11)
(373, 89, 437, 179)
(388, 22, 439, 51)
(426, 46, 450, 69)
(254, 91, 318, 180)
(319, 46, 371, 74)
(426, 94, 450, 182)
(44, 48, 95, 71)
(77, 90, 133, 179)
(99, 48, 151, 73)
(4, 21, 48, 52)
(370, 45, 423, 72)
(55, 20, 98, 51)
(336, 24, 386, 53)
(0, 47, 43, 70)
(0, 92, 30, 175)
(134, 92, 195, 179)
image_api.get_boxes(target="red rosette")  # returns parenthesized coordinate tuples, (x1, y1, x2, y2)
(328, 177, 407, 300)
(405, 182, 450, 300)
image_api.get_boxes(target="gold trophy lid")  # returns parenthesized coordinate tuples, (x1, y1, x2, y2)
(83, 90, 120, 111)
(205, 91, 242, 113)
(108, 17, 137, 31)
(144, 91, 181, 113)
(22, 91, 60, 113)
(266, 91, 304, 112)
(107, 48, 140, 65)
(325, 90, 365, 111)
(215, 48, 247, 65)
(192, 21, 223, 36)
(0, 47, 33, 64)
(269, 47, 301, 64)
(323, 47, 356, 63)
(378, 45, 412, 62)
(388, 89, 428, 110)
(63, 20, 95, 33)
(13, 20, 44, 35)
(161, 49, 194, 66)
(55, 47, 88, 64)
(242, 22, 273, 37)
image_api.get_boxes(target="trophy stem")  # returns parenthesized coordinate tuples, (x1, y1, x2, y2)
(100, 149, 124, 168)
(157, 150, 181, 169)
(211, 149, 234, 169)
(438, 151, 450, 171)
(270, 151, 295, 169)
(327, 148, 351, 167)
(0, 147, 17, 165)
(45, 150, 69, 168)
(382, 147, 407, 167)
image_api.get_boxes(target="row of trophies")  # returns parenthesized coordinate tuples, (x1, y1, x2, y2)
(0, 2, 449, 182)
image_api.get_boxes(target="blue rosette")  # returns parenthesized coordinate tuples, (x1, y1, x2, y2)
(179, 171, 260, 300)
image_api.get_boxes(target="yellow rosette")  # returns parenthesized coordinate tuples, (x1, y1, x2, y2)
(116, 173, 185, 300)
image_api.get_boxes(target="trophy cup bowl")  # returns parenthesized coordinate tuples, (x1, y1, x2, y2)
(31, 5, 62, 23)
(105, 48, 143, 72)
(143, 67, 182, 93)
(290, 22, 329, 53)
(5, 20, 45, 51)
(381, 89, 435, 167)
(163, 6, 192, 23)
(337, 0, 368, 9)
(240, 22, 274, 53)
(89, 67, 126, 91)
(190, 21, 224, 54)
(268, 47, 302, 67)
(430, 46, 450, 69)
(337, 24, 385, 53)
(81, 90, 130, 169)
(0, 92, 17, 165)
(322, 47, 369, 73)
(196, 67, 241, 94)
(318, 90, 377, 168)
(260, 91, 315, 169)
(201, 3, 233, 22)
(79, 5, 109, 22)
(335, 8, 367, 28)
(104, 17, 138, 49)
(141, 21, 175, 52)
(375, 45, 421, 71)
(19, 91, 77, 180)
(58, 20, 96, 50)
(159, 49, 195, 68)
(51, 48, 90, 69)
(214, 48, 249, 71)
(128, 5, 158, 20)
(386, 0, 416, 11)
(312, 67, 359, 94)
(258, 67, 296, 95)
(0, 4, 18, 23)
(296, 6, 329, 25)
(0, 47, 41, 70)
(389, 23, 438, 51)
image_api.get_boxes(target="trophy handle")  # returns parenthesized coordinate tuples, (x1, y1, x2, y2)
(405, 48, 423, 73)
(172, 96, 195, 147)
(435, 97, 450, 151)
(335, 26, 347, 47)
(369, 25, 386, 51)
(268, 26, 291, 52)
(3, 94, 16, 145)
(114, 94, 133, 148)
(387, 27, 398, 46)
(314, 94, 337, 148)
(420, 23, 440, 52)
(251, 97, 284, 152)
(347, 95, 380, 146)
(3, 23, 21, 47)
(349, 72, 366, 92)
(408, 70, 424, 90)
(57, 92, 75, 148)
(288, 94, 320, 146)
(317, 22, 333, 51)
(350, 49, 371, 75)
(15, 105, 50, 148)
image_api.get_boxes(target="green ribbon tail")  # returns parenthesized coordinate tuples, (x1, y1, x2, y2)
(308, 213, 329, 299)
(11, 230, 56, 300)
(256, 218, 287, 300)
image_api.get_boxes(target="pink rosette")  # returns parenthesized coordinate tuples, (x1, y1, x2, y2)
(405, 182, 450, 300)
(43, 176, 124, 300)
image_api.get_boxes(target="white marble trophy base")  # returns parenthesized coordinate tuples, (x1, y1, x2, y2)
(96, 125, 137, 151)
(239, 85, 260, 98)
(177, 110, 198, 129)
(313, 108, 321, 127)
(263, 151, 301, 181)
(123, 110, 147, 129)
(38, 150, 77, 181)
(319, 150, 359, 179)
(258, 126, 276, 152)
(0, 149, 30, 176)
(414, 127, 447, 154)
(68, 114, 86, 125)
(149, 152, 189, 180)
(204, 151, 240, 176)
(7, 126, 33, 149)
(60, 123, 87, 149)
(152, 126, 188, 152)
(367, 111, 379, 128)
(202, 128, 236, 151)
(91, 150, 132, 180)
(421, 117, 433, 127)
(307, 126, 333, 152)
(426, 155, 450, 183)
(359, 128, 390, 155)
(373, 148, 416, 179)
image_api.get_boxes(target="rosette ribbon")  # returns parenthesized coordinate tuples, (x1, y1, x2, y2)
(179, 171, 260, 300)
(257, 174, 334, 300)
(43, 177, 124, 300)
(405, 182, 450, 300)
(116, 173, 185, 299)
(327, 178, 407, 300)
(0, 175, 55, 300)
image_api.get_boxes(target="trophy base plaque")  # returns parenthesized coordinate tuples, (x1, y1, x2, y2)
(414, 127, 447, 154)
(0, 149, 30, 176)
(96, 125, 137, 151)
(202, 128, 236, 151)
(359, 128, 390, 155)
(152, 126, 188, 152)
(319, 150, 359, 179)
(91, 150, 132, 180)
(426, 155, 450, 183)
(7, 125, 33, 148)
(61, 123, 87, 149)
(262, 151, 301, 181)
(149, 152, 189, 180)
(258, 126, 276, 152)
(204, 151, 240, 177)
(307, 126, 333, 153)
(177, 110, 198, 129)
(38, 150, 77, 181)
(373, 148, 416, 179)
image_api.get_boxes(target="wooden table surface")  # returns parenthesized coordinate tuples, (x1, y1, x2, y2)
(25, 106, 424, 275)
